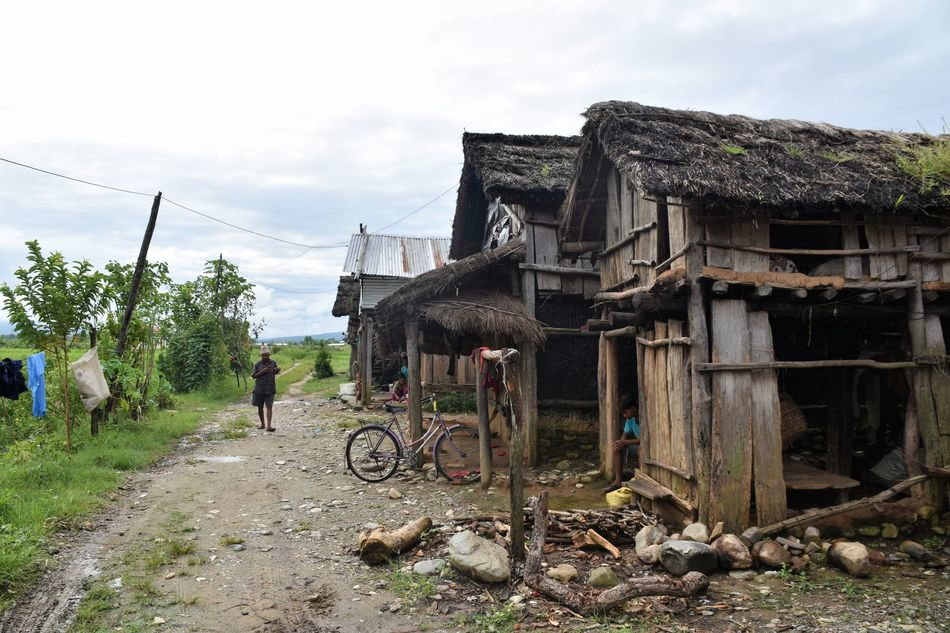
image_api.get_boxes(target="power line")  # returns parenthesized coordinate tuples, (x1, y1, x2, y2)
(244, 277, 337, 295)
(0, 154, 348, 249)
(0, 156, 154, 197)
(370, 184, 457, 234)
(161, 197, 347, 249)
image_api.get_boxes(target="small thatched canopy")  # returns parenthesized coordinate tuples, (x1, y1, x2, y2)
(375, 240, 545, 355)
(452, 133, 581, 259)
(332, 276, 360, 317)
(563, 101, 950, 242)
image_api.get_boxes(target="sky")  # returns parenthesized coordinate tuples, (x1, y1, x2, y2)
(1, 0, 948, 338)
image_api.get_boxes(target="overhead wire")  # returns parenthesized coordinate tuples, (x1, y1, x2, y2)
(369, 184, 457, 234)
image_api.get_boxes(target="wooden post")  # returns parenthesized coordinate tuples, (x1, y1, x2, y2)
(361, 313, 374, 407)
(115, 192, 162, 360)
(405, 316, 423, 442)
(683, 202, 712, 524)
(826, 369, 852, 476)
(521, 266, 540, 466)
(476, 357, 492, 489)
(505, 349, 526, 562)
(89, 326, 103, 436)
(598, 333, 609, 476)
(603, 337, 619, 478)
(907, 260, 949, 507)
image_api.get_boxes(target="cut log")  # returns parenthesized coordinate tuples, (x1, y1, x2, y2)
(357, 516, 433, 564)
(524, 492, 708, 614)
(586, 529, 621, 558)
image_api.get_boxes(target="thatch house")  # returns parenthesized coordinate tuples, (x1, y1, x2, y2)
(334, 228, 453, 404)
(377, 133, 601, 464)
(561, 101, 950, 531)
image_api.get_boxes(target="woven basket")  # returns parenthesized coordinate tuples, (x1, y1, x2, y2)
(780, 393, 807, 451)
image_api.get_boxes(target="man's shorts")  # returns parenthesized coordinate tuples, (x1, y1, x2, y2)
(252, 393, 275, 407)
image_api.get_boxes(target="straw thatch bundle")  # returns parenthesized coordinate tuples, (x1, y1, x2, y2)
(563, 102, 949, 241)
(418, 290, 546, 348)
(452, 133, 580, 259)
(332, 276, 360, 317)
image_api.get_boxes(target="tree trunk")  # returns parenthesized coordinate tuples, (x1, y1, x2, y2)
(357, 516, 432, 564)
(505, 350, 525, 563)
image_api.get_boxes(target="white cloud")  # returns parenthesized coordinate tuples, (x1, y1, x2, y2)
(1, 0, 948, 336)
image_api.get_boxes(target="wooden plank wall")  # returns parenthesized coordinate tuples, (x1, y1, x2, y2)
(667, 201, 688, 272)
(422, 353, 475, 386)
(637, 321, 693, 503)
(600, 170, 660, 289)
(748, 312, 786, 525)
(705, 218, 768, 271)
(709, 300, 755, 532)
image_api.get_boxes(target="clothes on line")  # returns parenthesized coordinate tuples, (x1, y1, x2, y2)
(0, 358, 27, 401)
(27, 352, 46, 417)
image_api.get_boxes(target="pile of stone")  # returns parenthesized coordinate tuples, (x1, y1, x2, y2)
(634, 521, 888, 579)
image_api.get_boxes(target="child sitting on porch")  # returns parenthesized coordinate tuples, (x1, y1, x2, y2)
(604, 395, 640, 492)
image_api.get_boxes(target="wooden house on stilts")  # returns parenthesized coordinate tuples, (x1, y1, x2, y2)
(376, 133, 603, 465)
(560, 101, 950, 531)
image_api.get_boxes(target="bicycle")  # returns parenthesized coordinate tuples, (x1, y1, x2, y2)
(344, 394, 481, 484)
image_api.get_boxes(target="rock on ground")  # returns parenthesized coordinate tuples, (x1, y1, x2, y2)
(712, 534, 753, 570)
(412, 559, 446, 576)
(752, 540, 791, 568)
(658, 540, 717, 576)
(899, 540, 935, 563)
(447, 530, 510, 583)
(546, 564, 578, 582)
(682, 522, 709, 544)
(635, 525, 666, 564)
(587, 566, 620, 588)
(829, 541, 871, 577)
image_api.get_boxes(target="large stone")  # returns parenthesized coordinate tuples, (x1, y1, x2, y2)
(740, 526, 765, 547)
(899, 540, 935, 563)
(829, 541, 871, 577)
(587, 566, 620, 588)
(682, 522, 710, 544)
(658, 540, 717, 577)
(447, 531, 510, 583)
(712, 534, 753, 570)
(880, 523, 899, 539)
(412, 559, 446, 576)
(635, 525, 666, 564)
(709, 521, 725, 544)
(753, 540, 791, 568)
(546, 564, 578, 582)
(803, 526, 821, 545)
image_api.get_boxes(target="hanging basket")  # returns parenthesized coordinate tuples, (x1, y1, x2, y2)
(780, 393, 807, 451)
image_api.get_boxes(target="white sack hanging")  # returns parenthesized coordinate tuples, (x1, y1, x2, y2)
(70, 347, 111, 411)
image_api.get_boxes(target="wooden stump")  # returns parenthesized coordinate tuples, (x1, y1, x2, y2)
(357, 517, 432, 564)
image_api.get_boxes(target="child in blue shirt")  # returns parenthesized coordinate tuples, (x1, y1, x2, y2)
(604, 395, 640, 492)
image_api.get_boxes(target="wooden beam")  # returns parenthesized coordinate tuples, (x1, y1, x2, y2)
(608, 312, 641, 326)
(544, 327, 601, 336)
(603, 326, 638, 339)
(699, 241, 920, 257)
(520, 263, 600, 277)
(910, 251, 950, 261)
(600, 221, 657, 257)
(697, 359, 925, 372)
(585, 319, 611, 331)
(405, 318, 423, 442)
(654, 243, 691, 274)
(642, 458, 694, 481)
(562, 241, 604, 254)
(635, 336, 692, 348)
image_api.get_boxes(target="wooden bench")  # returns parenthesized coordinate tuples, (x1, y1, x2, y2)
(783, 460, 860, 503)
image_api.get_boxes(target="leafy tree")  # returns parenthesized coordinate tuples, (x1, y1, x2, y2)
(0, 241, 107, 453)
(312, 341, 334, 379)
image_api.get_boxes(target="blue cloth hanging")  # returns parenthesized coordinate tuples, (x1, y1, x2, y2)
(27, 352, 46, 417)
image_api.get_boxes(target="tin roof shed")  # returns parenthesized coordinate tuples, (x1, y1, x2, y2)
(342, 233, 451, 279)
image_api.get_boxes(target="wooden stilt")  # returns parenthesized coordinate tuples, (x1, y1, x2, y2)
(405, 316, 422, 442)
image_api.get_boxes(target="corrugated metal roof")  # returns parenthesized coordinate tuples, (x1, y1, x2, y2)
(360, 277, 408, 310)
(342, 233, 451, 278)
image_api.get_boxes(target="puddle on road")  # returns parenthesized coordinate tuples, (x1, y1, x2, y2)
(194, 455, 246, 463)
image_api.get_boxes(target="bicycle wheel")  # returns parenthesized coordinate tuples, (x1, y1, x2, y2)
(346, 425, 402, 482)
(433, 425, 481, 484)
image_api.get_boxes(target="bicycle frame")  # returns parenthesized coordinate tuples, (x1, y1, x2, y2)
(356, 398, 465, 466)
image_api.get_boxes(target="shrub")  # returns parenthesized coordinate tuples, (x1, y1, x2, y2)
(312, 342, 334, 379)
(160, 314, 227, 392)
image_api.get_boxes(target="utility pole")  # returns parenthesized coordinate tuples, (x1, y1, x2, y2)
(105, 192, 161, 426)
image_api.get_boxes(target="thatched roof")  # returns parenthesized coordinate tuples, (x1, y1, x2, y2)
(332, 276, 360, 317)
(451, 133, 581, 259)
(375, 240, 545, 354)
(563, 101, 950, 240)
(419, 290, 546, 347)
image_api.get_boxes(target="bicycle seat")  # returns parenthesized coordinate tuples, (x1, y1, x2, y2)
(384, 403, 406, 414)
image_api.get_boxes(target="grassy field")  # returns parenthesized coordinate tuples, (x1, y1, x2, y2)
(268, 345, 350, 398)
(0, 347, 247, 608)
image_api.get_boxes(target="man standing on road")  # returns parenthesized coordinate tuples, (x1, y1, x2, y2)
(251, 345, 280, 431)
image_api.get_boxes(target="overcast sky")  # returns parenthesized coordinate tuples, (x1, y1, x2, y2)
(1, 0, 948, 337)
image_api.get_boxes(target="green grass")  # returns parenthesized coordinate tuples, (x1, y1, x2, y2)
(817, 150, 856, 164)
(300, 347, 350, 398)
(219, 534, 244, 546)
(721, 144, 747, 156)
(897, 134, 950, 194)
(387, 565, 436, 604)
(0, 374, 245, 608)
(470, 604, 519, 633)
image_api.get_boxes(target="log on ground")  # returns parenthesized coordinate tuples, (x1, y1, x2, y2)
(357, 516, 433, 564)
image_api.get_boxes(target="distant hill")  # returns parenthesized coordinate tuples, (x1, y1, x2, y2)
(260, 332, 344, 344)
